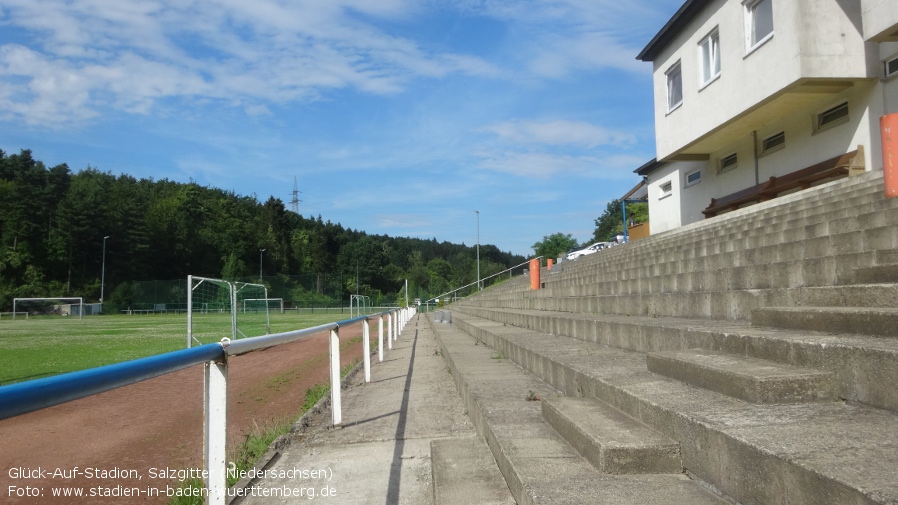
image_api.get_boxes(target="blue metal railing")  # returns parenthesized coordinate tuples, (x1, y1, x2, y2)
(0, 343, 225, 420)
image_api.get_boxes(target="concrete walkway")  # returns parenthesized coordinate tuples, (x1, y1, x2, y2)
(238, 314, 484, 505)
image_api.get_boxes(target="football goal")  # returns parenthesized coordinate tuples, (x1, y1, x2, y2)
(349, 294, 371, 318)
(186, 276, 270, 347)
(12, 297, 84, 320)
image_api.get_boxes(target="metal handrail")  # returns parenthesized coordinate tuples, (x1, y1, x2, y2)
(0, 343, 225, 420)
(423, 256, 541, 306)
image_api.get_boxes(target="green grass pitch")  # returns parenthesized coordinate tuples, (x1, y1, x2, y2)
(0, 311, 363, 386)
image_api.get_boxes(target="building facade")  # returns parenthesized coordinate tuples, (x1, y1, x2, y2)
(636, 0, 898, 234)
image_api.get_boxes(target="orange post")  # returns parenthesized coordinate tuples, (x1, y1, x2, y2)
(547, 258, 554, 270)
(529, 259, 540, 290)
(883, 113, 898, 199)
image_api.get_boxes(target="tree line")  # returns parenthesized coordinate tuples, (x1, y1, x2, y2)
(532, 199, 648, 260)
(0, 149, 526, 311)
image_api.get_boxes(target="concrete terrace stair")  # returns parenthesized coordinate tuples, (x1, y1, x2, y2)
(428, 313, 729, 505)
(454, 305, 898, 413)
(854, 263, 898, 283)
(445, 310, 898, 505)
(753, 306, 898, 337)
(439, 172, 898, 503)
(645, 349, 836, 404)
(472, 173, 898, 320)
(540, 396, 683, 474)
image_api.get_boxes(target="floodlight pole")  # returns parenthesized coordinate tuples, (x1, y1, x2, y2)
(259, 248, 266, 281)
(475, 210, 481, 290)
(101, 235, 110, 311)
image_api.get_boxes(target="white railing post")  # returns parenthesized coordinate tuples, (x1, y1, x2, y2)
(387, 312, 393, 350)
(187, 275, 193, 348)
(363, 319, 371, 383)
(378, 315, 384, 362)
(329, 328, 342, 427)
(204, 360, 228, 505)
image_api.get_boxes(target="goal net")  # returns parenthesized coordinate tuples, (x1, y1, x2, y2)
(186, 276, 270, 347)
(242, 298, 284, 314)
(12, 297, 84, 319)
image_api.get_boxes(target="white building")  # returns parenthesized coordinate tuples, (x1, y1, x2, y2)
(635, 0, 898, 234)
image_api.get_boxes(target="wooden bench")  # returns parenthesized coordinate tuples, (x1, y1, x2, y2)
(703, 145, 865, 218)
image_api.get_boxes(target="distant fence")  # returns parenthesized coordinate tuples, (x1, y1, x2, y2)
(122, 273, 346, 313)
(0, 306, 416, 505)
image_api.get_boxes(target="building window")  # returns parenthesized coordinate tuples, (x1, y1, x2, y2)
(886, 55, 898, 78)
(719, 153, 738, 173)
(659, 181, 673, 199)
(761, 131, 785, 155)
(815, 102, 849, 133)
(699, 29, 721, 87)
(685, 169, 702, 187)
(666, 61, 683, 112)
(745, 0, 773, 52)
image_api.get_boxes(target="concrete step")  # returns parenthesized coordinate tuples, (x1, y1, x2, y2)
(799, 283, 898, 307)
(646, 349, 836, 404)
(454, 305, 898, 413)
(431, 438, 515, 505)
(541, 396, 682, 474)
(447, 310, 898, 505)
(428, 314, 729, 505)
(855, 263, 898, 284)
(752, 306, 898, 337)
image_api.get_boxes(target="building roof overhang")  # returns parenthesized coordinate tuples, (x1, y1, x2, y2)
(637, 0, 711, 62)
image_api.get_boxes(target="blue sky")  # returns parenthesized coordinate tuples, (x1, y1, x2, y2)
(0, 0, 683, 257)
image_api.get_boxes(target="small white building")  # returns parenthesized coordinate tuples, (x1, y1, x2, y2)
(635, 0, 898, 234)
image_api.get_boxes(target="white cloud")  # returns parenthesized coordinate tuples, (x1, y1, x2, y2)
(475, 150, 647, 179)
(476, 151, 600, 178)
(482, 119, 635, 148)
(376, 213, 433, 229)
(528, 31, 648, 77)
(0, 0, 497, 127)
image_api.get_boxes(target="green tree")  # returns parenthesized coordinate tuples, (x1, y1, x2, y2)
(532, 233, 579, 260)
(593, 200, 648, 242)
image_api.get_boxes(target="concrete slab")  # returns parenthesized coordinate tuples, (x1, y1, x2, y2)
(431, 438, 515, 505)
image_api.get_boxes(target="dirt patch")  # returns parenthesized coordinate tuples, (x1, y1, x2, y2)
(0, 322, 367, 504)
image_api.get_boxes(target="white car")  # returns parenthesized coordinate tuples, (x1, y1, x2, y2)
(564, 242, 609, 260)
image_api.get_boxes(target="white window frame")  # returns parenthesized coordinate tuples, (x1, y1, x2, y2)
(659, 181, 673, 199)
(719, 153, 738, 173)
(745, 0, 773, 54)
(684, 169, 702, 188)
(885, 54, 898, 79)
(698, 28, 721, 88)
(666, 61, 683, 113)
(814, 102, 849, 134)
(760, 131, 785, 156)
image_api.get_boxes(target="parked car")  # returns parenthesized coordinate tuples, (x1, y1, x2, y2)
(564, 241, 609, 260)
(610, 234, 627, 245)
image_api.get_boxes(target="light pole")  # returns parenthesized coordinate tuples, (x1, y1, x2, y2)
(475, 210, 480, 290)
(101, 235, 110, 311)
(259, 248, 266, 281)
